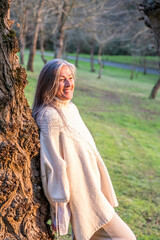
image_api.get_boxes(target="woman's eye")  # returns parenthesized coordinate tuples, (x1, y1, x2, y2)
(60, 78, 64, 82)
(59, 77, 73, 82)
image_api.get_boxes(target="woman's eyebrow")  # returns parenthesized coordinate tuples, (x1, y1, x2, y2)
(60, 73, 73, 77)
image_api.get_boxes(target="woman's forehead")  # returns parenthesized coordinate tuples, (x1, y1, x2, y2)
(60, 65, 73, 76)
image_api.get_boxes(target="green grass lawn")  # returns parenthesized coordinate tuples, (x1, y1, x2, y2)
(23, 53, 160, 240)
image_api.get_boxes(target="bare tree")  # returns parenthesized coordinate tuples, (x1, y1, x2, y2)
(74, 30, 82, 68)
(40, 23, 47, 64)
(66, 28, 89, 67)
(0, 1, 53, 239)
(11, 0, 46, 71)
(149, 77, 160, 98)
(27, 0, 45, 72)
(44, 0, 106, 59)
(139, 0, 160, 98)
(53, 0, 75, 58)
(139, 0, 160, 47)
(92, 1, 124, 78)
(11, 0, 30, 65)
(90, 39, 95, 72)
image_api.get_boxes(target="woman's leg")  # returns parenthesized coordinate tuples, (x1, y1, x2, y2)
(102, 212, 136, 240)
(71, 228, 76, 240)
(90, 228, 111, 240)
(90, 212, 136, 240)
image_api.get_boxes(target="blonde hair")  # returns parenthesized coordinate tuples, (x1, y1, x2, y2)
(32, 59, 76, 121)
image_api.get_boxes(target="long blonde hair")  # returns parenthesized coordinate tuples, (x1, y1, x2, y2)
(32, 59, 76, 121)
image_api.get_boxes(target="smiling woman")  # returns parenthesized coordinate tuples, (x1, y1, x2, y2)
(32, 59, 76, 120)
(32, 59, 136, 240)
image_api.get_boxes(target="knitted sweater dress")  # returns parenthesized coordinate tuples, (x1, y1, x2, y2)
(37, 98, 118, 240)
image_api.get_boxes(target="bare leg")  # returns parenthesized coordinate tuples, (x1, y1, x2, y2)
(90, 212, 136, 240)
(90, 227, 111, 240)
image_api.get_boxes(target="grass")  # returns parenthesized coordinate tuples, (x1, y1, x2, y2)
(23, 53, 160, 240)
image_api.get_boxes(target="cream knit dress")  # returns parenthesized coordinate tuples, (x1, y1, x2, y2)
(37, 98, 118, 240)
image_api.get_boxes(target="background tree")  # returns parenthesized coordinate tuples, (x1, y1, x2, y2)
(0, 1, 52, 239)
(46, 0, 107, 59)
(11, 0, 30, 65)
(66, 28, 89, 67)
(27, 0, 45, 72)
(92, 1, 130, 78)
(40, 23, 47, 64)
(139, 0, 160, 98)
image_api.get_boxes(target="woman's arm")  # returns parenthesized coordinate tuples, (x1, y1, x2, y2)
(39, 108, 70, 204)
(38, 108, 71, 235)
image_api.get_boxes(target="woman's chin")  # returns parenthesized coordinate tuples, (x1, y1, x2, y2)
(66, 95, 73, 100)
(64, 92, 73, 99)
(59, 94, 73, 101)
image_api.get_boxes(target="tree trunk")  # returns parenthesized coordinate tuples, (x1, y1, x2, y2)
(0, 1, 53, 239)
(139, 1, 160, 50)
(75, 42, 80, 68)
(54, 28, 64, 59)
(63, 34, 68, 60)
(130, 69, 134, 80)
(19, 10, 28, 66)
(130, 57, 135, 80)
(143, 57, 146, 75)
(149, 78, 160, 99)
(53, 1, 75, 59)
(40, 24, 47, 65)
(90, 40, 95, 72)
(19, 33, 26, 65)
(139, 1, 160, 97)
(98, 45, 103, 79)
(27, 0, 44, 72)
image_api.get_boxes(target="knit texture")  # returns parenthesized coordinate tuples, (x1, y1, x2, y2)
(37, 99, 118, 240)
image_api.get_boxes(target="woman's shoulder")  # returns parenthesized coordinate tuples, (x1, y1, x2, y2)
(37, 106, 61, 126)
(70, 102, 80, 113)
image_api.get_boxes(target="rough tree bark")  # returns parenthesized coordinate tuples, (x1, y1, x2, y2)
(139, 0, 160, 98)
(0, 1, 53, 239)
(27, 0, 44, 72)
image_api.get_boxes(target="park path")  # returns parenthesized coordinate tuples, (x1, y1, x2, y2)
(36, 51, 160, 75)
(67, 56, 160, 75)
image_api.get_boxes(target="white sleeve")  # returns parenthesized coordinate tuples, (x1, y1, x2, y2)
(50, 203, 71, 236)
(39, 108, 70, 204)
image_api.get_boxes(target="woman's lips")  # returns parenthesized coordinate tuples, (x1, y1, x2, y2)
(64, 89, 72, 93)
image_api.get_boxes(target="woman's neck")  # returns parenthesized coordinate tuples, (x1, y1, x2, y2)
(53, 96, 71, 107)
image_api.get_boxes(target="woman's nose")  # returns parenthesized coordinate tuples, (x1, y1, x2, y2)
(65, 78, 71, 87)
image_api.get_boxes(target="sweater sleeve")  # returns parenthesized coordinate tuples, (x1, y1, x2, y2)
(50, 202, 71, 236)
(38, 107, 70, 204)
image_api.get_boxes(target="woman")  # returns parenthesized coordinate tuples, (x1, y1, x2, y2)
(32, 59, 136, 240)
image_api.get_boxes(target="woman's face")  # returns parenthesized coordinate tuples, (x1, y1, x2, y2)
(56, 65, 74, 101)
